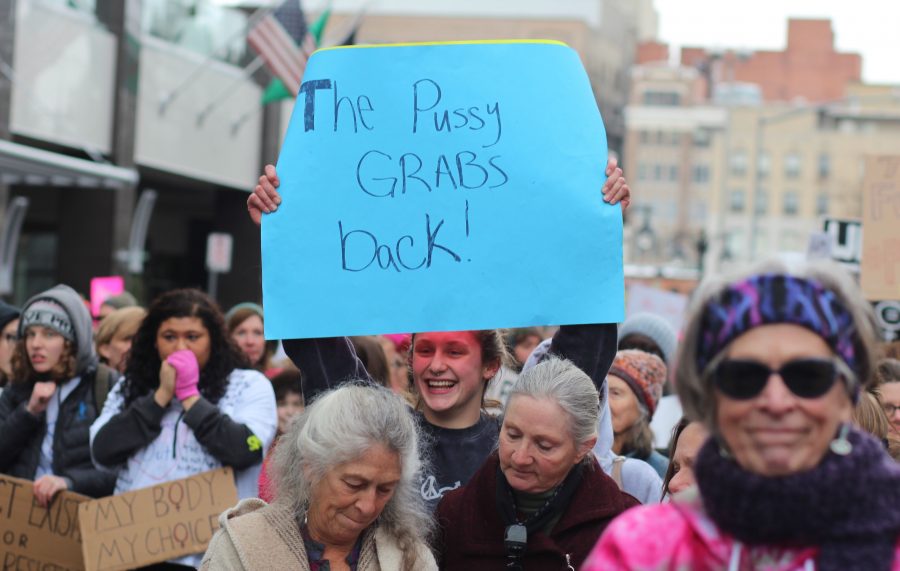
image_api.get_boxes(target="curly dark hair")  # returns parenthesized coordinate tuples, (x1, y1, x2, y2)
(120, 289, 245, 407)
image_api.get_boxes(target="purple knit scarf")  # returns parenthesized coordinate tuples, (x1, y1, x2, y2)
(695, 427, 900, 571)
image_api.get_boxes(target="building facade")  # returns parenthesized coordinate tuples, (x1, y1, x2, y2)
(0, 0, 652, 307)
(623, 18, 900, 276)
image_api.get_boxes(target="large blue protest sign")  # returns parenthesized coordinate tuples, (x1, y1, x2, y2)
(262, 40, 623, 339)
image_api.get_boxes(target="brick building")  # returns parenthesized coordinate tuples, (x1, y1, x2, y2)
(679, 19, 861, 103)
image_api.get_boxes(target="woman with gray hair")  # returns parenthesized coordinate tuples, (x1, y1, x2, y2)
(585, 261, 900, 571)
(436, 358, 638, 570)
(201, 383, 437, 571)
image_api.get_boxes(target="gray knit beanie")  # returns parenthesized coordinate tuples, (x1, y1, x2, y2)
(617, 312, 677, 366)
(20, 299, 75, 341)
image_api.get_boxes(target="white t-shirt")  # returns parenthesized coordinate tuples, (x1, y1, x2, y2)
(35, 376, 80, 478)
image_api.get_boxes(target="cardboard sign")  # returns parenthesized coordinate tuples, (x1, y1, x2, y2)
(262, 40, 623, 339)
(861, 156, 900, 301)
(625, 283, 688, 334)
(0, 474, 89, 571)
(78, 468, 238, 571)
(89, 276, 125, 318)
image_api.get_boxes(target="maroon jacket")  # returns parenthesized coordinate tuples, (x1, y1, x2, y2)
(435, 452, 640, 571)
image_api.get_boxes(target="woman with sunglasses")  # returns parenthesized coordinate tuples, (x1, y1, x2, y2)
(584, 262, 900, 571)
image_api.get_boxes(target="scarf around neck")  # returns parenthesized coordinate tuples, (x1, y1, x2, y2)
(695, 427, 900, 571)
(495, 461, 584, 536)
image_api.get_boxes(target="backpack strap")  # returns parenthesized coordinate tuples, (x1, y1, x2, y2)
(93, 364, 119, 413)
(611, 455, 626, 490)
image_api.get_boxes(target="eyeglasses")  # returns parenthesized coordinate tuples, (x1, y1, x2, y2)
(1, 333, 17, 344)
(883, 404, 900, 417)
(711, 357, 844, 400)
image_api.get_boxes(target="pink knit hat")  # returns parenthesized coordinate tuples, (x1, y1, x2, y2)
(608, 349, 667, 418)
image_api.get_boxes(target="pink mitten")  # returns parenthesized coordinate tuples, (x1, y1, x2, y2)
(167, 349, 200, 400)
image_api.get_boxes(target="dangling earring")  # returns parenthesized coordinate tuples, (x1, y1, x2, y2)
(830, 423, 853, 456)
(717, 439, 733, 460)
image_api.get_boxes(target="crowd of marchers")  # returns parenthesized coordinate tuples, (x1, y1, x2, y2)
(2, 162, 900, 570)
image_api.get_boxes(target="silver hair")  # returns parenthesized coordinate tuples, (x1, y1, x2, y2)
(507, 358, 599, 465)
(271, 383, 433, 571)
(677, 259, 881, 431)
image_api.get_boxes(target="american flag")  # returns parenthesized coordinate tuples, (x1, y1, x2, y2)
(247, 0, 318, 96)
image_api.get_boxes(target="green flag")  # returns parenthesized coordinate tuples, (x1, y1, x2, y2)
(309, 4, 332, 45)
(261, 77, 294, 105)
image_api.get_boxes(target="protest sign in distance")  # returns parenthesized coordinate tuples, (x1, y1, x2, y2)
(78, 468, 237, 571)
(262, 40, 624, 339)
(0, 474, 88, 571)
(861, 156, 900, 301)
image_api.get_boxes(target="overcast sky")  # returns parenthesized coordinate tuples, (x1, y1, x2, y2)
(654, 0, 900, 84)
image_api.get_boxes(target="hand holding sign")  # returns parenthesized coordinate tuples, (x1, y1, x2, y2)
(261, 41, 625, 339)
(32, 475, 69, 508)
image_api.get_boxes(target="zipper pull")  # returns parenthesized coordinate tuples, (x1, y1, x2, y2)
(565, 554, 574, 571)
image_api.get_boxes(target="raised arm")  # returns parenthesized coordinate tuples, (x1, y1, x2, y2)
(282, 337, 374, 403)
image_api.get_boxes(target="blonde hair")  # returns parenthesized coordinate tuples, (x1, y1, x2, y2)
(95, 306, 147, 349)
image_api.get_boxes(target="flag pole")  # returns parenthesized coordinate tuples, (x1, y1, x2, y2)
(195, 56, 265, 127)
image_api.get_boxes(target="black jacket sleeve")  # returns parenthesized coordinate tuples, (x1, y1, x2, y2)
(91, 394, 165, 467)
(548, 323, 618, 390)
(0, 387, 42, 472)
(61, 466, 116, 498)
(282, 337, 374, 403)
(181, 397, 262, 470)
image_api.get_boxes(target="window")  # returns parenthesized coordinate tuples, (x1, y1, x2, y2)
(730, 189, 746, 213)
(756, 151, 771, 180)
(653, 164, 663, 181)
(642, 91, 681, 106)
(668, 165, 679, 182)
(727, 230, 745, 258)
(142, 1, 249, 65)
(816, 193, 829, 216)
(692, 164, 710, 184)
(638, 163, 649, 181)
(729, 150, 748, 177)
(818, 153, 830, 179)
(783, 191, 799, 216)
(754, 189, 768, 215)
(785, 153, 802, 179)
(691, 202, 707, 223)
(693, 129, 711, 147)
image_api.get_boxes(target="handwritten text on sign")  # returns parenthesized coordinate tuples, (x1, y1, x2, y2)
(0, 475, 88, 571)
(861, 156, 900, 300)
(263, 41, 624, 339)
(78, 468, 238, 571)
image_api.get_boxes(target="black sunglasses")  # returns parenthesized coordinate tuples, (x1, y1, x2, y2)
(712, 358, 842, 400)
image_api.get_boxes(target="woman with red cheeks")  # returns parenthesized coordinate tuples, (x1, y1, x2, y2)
(411, 331, 498, 428)
(247, 159, 631, 511)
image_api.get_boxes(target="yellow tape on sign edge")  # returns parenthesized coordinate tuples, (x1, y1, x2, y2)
(315, 39, 569, 54)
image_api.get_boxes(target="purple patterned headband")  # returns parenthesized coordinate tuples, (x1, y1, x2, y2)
(696, 274, 860, 380)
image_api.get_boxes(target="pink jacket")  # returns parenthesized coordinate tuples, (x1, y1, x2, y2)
(584, 487, 900, 571)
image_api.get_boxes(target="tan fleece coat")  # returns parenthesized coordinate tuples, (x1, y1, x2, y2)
(200, 498, 437, 571)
